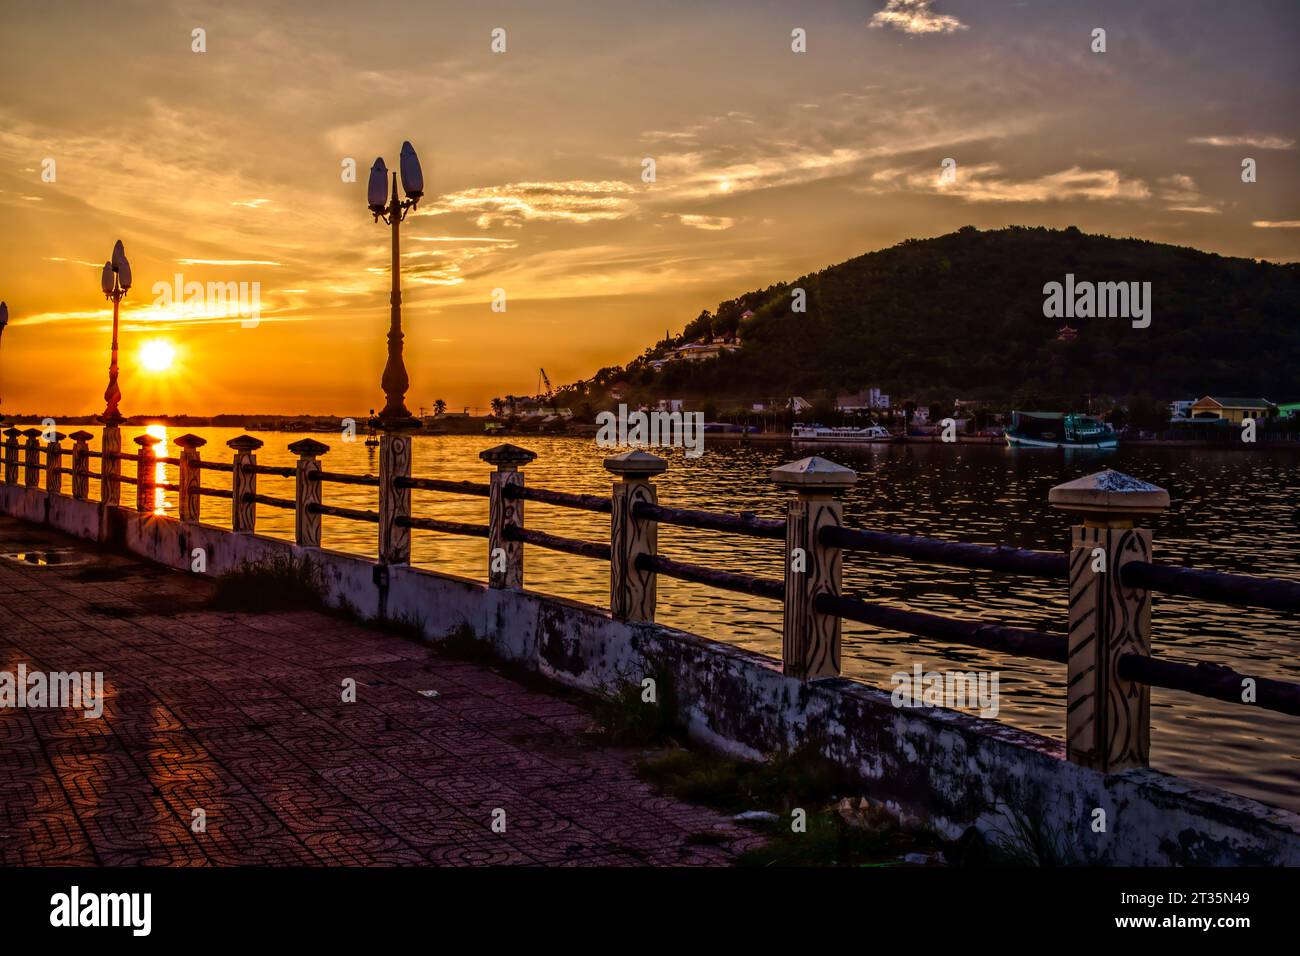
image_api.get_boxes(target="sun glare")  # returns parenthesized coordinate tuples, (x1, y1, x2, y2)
(139, 339, 176, 372)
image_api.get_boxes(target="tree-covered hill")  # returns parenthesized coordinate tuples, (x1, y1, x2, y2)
(597, 226, 1299, 409)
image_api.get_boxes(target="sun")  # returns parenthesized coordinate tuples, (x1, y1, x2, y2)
(139, 339, 176, 372)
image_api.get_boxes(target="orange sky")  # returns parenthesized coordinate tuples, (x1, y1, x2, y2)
(2, 0, 1298, 416)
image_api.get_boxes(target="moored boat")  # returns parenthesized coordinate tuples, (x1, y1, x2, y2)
(1005, 411, 1118, 449)
(791, 423, 903, 444)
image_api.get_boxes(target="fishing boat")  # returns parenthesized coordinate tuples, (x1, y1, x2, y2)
(1005, 411, 1118, 449)
(791, 423, 902, 444)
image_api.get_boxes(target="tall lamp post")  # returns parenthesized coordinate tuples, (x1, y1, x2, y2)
(98, 240, 131, 509)
(367, 141, 424, 564)
(0, 300, 9, 426)
(99, 240, 132, 424)
(368, 141, 424, 429)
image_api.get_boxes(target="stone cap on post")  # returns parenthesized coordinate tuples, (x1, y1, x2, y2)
(1049, 469, 1169, 527)
(3, 427, 20, 438)
(226, 435, 265, 453)
(480, 443, 536, 470)
(603, 449, 667, 480)
(288, 438, 330, 458)
(134, 434, 161, 449)
(771, 456, 858, 495)
(173, 433, 207, 450)
(21, 427, 41, 438)
(69, 430, 94, 443)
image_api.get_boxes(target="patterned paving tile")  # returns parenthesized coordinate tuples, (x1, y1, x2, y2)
(0, 515, 761, 866)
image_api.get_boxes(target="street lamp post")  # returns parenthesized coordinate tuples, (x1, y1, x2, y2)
(0, 300, 9, 426)
(368, 141, 424, 429)
(99, 240, 132, 424)
(367, 141, 424, 565)
(98, 241, 131, 508)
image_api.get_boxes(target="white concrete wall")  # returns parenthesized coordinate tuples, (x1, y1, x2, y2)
(4, 482, 1299, 865)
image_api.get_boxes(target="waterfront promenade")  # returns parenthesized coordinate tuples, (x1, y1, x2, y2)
(0, 516, 762, 866)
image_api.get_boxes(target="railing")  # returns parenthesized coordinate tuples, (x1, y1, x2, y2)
(3, 422, 1299, 775)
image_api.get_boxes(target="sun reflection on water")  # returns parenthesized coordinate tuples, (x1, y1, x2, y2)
(145, 423, 169, 515)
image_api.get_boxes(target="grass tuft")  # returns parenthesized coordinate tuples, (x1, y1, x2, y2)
(588, 664, 682, 746)
(635, 743, 845, 815)
(986, 801, 1078, 866)
(371, 611, 427, 641)
(207, 553, 326, 612)
(434, 621, 496, 662)
(636, 744, 946, 867)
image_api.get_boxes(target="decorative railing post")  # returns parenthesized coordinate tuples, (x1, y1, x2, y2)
(288, 438, 329, 548)
(1050, 470, 1169, 772)
(772, 456, 858, 681)
(2, 427, 19, 485)
(604, 450, 666, 622)
(378, 429, 416, 565)
(69, 430, 93, 500)
(45, 431, 66, 496)
(227, 435, 263, 533)
(174, 434, 206, 523)
(100, 422, 122, 507)
(134, 434, 159, 513)
(22, 428, 41, 488)
(480, 443, 537, 589)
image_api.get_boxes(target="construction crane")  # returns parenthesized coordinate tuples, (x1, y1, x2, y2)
(538, 367, 554, 401)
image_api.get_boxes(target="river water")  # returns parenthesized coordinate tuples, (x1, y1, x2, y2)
(91, 426, 1300, 812)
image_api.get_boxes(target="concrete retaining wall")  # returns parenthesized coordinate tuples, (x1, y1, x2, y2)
(4, 483, 1298, 865)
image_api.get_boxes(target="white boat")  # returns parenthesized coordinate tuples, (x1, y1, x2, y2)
(791, 424, 902, 444)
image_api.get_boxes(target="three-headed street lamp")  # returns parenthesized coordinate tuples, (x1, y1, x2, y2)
(367, 141, 424, 429)
(99, 240, 132, 424)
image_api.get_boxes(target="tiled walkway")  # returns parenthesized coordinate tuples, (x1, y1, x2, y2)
(0, 516, 763, 865)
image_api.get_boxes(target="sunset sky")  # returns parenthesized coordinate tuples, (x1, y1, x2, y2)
(1, 0, 1297, 416)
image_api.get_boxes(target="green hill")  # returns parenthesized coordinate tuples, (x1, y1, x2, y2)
(593, 226, 1300, 410)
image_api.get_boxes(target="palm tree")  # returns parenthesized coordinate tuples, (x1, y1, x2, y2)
(433, 399, 447, 417)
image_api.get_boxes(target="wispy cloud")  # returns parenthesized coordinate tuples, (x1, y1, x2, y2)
(422, 181, 638, 228)
(409, 236, 517, 244)
(870, 0, 968, 35)
(1154, 174, 1220, 213)
(1189, 134, 1295, 150)
(44, 257, 101, 267)
(175, 259, 281, 266)
(676, 214, 736, 231)
(865, 163, 1150, 203)
(1252, 220, 1300, 228)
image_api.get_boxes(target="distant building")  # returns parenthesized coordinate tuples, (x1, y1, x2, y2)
(1168, 399, 1196, 422)
(835, 387, 889, 412)
(788, 396, 812, 413)
(665, 340, 740, 363)
(1277, 401, 1300, 419)
(1189, 396, 1274, 423)
(656, 399, 684, 413)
